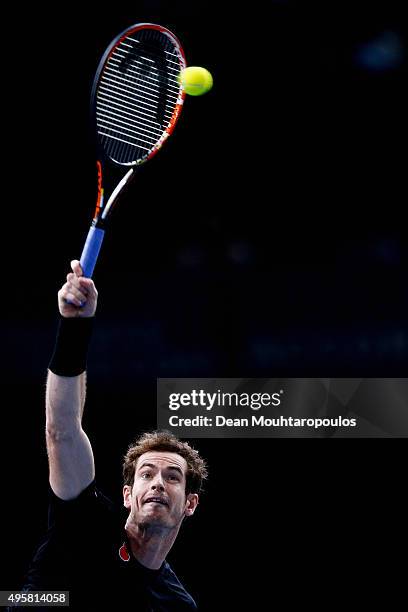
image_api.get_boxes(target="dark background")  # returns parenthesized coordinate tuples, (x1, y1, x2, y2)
(2, 1, 407, 608)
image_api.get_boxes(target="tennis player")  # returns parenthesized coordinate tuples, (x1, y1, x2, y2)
(17, 260, 207, 611)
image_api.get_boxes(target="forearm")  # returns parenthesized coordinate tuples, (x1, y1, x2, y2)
(46, 370, 86, 433)
(46, 368, 95, 499)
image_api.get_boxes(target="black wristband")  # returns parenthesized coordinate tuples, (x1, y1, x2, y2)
(48, 316, 94, 376)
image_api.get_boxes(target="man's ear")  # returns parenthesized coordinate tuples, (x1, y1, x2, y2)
(185, 493, 199, 517)
(123, 485, 132, 510)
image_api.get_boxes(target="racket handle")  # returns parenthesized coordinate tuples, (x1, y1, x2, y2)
(80, 225, 105, 278)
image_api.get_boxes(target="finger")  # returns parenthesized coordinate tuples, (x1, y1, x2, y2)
(60, 282, 86, 301)
(68, 274, 89, 294)
(71, 260, 83, 278)
(59, 285, 82, 305)
(65, 292, 83, 307)
(78, 277, 97, 295)
(65, 285, 89, 303)
(66, 271, 79, 284)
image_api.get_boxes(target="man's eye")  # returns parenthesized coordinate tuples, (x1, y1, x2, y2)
(168, 475, 180, 481)
(141, 473, 151, 479)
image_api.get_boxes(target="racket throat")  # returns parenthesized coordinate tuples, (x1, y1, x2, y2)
(101, 168, 135, 220)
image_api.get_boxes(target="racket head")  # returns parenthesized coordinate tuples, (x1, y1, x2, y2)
(91, 23, 186, 169)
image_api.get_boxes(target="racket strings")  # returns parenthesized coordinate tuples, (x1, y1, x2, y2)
(123, 32, 180, 59)
(120, 39, 182, 79)
(96, 28, 183, 164)
(101, 65, 177, 117)
(98, 63, 174, 160)
(105, 58, 180, 96)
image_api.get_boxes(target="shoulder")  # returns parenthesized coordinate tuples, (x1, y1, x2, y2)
(48, 480, 117, 525)
(49, 479, 113, 505)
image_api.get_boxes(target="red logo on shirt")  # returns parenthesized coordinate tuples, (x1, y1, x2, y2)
(119, 542, 130, 562)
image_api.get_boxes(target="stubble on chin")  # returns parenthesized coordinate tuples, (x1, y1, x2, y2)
(127, 507, 168, 533)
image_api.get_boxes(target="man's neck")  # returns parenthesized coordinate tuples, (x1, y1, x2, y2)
(124, 516, 179, 570)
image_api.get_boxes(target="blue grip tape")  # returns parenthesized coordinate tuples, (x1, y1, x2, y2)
(80, 226, 105, 278)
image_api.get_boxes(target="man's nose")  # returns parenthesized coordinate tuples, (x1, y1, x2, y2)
(151, 474, 165, 491)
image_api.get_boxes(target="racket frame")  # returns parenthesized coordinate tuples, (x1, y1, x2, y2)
(79, 23, 187, 278)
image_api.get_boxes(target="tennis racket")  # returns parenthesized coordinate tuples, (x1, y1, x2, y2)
(80, 23, 186, 278)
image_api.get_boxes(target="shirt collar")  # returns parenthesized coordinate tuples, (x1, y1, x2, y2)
(118, 536, 165, 576)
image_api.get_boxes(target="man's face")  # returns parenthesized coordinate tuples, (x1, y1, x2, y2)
(123, 451, 198, 530)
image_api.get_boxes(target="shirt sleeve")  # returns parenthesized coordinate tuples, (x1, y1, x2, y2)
(47, 480, 99, 528)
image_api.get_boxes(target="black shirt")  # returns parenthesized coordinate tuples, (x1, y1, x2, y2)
(19, 481, 197, 611)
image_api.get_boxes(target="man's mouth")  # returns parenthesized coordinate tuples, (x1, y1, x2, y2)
(143, 497, 169, 507)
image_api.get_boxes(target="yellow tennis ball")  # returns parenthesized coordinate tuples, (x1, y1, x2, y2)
(179, 66, 213, 96)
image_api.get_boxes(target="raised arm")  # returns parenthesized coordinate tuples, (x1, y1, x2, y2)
(46, 260, 98, 500)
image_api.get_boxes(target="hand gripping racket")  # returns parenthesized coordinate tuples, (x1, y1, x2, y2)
(80, 23, 186, 278)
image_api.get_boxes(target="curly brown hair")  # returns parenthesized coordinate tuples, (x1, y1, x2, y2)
(123, 430, 208, 495)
